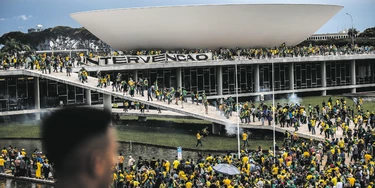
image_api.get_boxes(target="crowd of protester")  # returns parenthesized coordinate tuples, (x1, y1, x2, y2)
(1, 95, 375, 187)
(0, 147, 52, 180)
(0, 52, 86, 71)
(114, 43, 375, 61)
(1, 44, 375, 187)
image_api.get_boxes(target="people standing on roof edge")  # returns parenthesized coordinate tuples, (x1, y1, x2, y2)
(52, 57, 58, 73)
(46, 56, 52, 74)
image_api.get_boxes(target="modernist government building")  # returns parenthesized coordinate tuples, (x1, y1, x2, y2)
(0, 4, 375, 112)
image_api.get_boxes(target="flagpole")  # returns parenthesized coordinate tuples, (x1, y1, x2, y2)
(235, 63, 240, 159)
(272, 58, 276, 163)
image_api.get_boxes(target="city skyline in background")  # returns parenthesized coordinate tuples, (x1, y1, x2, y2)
(0, 0, 374, 37)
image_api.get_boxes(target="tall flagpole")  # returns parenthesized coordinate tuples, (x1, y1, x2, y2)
(235, 63, 240, 159)
(272, 58, 276, 163)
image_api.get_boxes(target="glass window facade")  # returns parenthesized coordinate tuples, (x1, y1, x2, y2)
(294, 62, 322, 89)
(259, 65, 272, 92)
(326, 61, 351, 87)
(238, 65, 255, 94)
(356, 59, 375, 85)
(0, 77, 35, 111)
(182, 67, 217, 95)
(274, 64, 290, 91)
(0, 77, 92, 111)
(222, 66, 235, 95)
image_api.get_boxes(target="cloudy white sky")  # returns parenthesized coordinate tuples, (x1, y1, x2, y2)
(0, 0, 374, 36)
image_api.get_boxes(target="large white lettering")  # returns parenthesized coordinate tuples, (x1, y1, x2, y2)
(112, 53, 212, 64)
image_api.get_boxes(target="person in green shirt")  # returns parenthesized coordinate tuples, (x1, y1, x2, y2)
(182, 88, 187, 102)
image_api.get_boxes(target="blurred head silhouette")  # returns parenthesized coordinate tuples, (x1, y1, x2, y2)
(42, 107, 118, 188)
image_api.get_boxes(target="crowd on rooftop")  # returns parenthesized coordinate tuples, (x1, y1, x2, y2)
(1, 43, 375, 70)
(114, 43, 375, 61)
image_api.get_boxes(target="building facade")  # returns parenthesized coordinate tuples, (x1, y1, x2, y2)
(1, 55, 375, 112)
(306, 31, 354, 41)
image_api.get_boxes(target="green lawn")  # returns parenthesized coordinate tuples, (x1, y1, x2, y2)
(0, 124, 277, 151)
(115, 125, 277, 151)
(0, 124, 41, 138)
(262, 95, 375, 111)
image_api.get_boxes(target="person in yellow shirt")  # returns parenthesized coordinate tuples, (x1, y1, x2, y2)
(2, 147, 7, 155)
(347, 174, 355, 187)
(159, 181, 167, 188)
(196, 132, 203, 147)
(272, 165, 279, 175)
(112, 172, 117, 187)
(206, 180, 211, 187)
(310, 118, 316, 135)
(118, 153, 125, 171)
(242, 132, 249, 147)
(35, 161, 42, 179)
(126, 173, 133, 182)
(223, 177, 231, 186)
(164, 160, 170, 173)
(331, 176, 338, 186)
(303, 150, 310, 158)
(0, 156, 5, 173)
(241, 155, 249, 164)
(206, 154, 213, 162)
(118, 172, 125, 188)
(365, 152, 372, 164)
(173, 158, 180, 170)
(186, 181, 193, 188)
(133, 180, 140, 187)
(338, 138, 345, 150)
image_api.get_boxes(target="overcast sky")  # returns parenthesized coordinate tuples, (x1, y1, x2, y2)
(0, 0, 374, 36)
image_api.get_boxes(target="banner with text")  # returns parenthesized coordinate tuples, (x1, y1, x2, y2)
(112, 53, 212, 64)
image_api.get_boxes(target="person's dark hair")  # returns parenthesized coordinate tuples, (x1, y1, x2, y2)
(41, 107, 111, 174)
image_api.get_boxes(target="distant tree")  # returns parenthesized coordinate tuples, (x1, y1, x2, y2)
(347, 28, 359, 38)
(358, 27, 375, 38)
(0, 38, 33, 57)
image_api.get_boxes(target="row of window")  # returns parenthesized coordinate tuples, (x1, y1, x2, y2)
(308, 35, 350, 40)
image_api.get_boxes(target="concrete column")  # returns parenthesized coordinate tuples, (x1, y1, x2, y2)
(176, 68, 182, 89)
(289, 63, 294, 90)
(254, 64, 260, 101)
(34, 77, 40, 120)
(133, 70, 138, 81)
(216, 66, 223, 96)
(350, 60, 356, 93)
(85, 89, 91, 105)
(321, 61, 327, 96)
(103, 94, 112, 112)
(212, 123, 221, 135)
